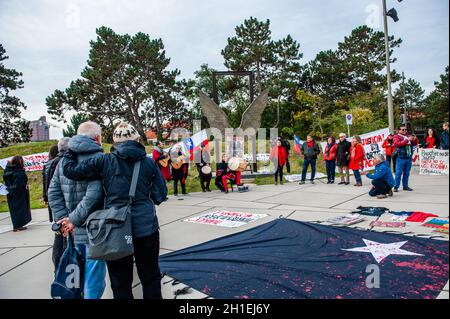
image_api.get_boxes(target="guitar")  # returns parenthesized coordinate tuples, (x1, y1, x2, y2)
(158, 152, 170, 168)
(171, 155, 186, 170)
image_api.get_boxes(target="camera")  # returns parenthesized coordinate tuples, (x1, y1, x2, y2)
(51, 223, 62, 235)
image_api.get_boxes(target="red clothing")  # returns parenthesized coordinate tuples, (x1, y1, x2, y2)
(307, 141, 314, 148)
(425, 136, 436, 149)
(323, 143, 338, 161)
(222, 171, 241, 192)
(382, 138, 396, 156)
(348, 144, 365, 170)
(152, 149, 171, 181)
(270, 146, 288, 166)
(405, 212, 439, 223)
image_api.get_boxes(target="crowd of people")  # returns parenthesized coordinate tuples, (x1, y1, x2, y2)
(1, 120, 448, 299)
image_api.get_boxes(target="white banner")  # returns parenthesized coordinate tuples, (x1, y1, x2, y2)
(284, 173, 326, 182)
(419, 148, 449, 176)
(0, 183, 8, 196)
(184, 211, 268, 228)
(0, 152, 49, 172)
(320, 128, 390, 172)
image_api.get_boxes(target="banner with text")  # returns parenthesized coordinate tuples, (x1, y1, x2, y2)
(320, 128, 390, 172)
(0, 152, 49, 172)
(184, 211, 268, 228)
(419, 148, 449, 176)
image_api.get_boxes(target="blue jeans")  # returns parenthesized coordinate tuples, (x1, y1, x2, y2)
(301, 159, 316, 181)
(325, 160, 336, 182)
(76, 244, 107, 299)
(395, 157, 412, 189)
(353, 170, 362, 184)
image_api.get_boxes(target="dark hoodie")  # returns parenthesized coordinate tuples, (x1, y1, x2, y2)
(62, 140, 167, 238)
(3, 164, 31, 228)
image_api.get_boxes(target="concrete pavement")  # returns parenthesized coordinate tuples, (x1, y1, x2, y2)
(0, 171, 448, 299)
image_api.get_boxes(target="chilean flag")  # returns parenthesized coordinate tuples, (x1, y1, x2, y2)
(182, 129, 209, 161)
(294, 135, 304, 155)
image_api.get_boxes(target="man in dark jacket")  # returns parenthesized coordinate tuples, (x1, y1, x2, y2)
(336, 133, 351, 185)
(441, 122, 449, 150)
(48, 122, 106, 299)
(62, 122, 168, 300)
(194, 142, 212, 192)
(299, 135, 321, 184)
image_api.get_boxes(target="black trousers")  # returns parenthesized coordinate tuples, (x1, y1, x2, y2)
(197, 168, 212, 191)
(285, 157, 291, 173)
(52, 233, 66, 274)
(369, 179, 392, 197)
(107, 231, 162, 299)
(275, 165, 284, 182)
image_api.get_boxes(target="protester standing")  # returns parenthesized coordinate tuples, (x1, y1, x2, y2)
(270, 140, 288, 185)
(393, 125, 419, 192)
(440, 122, 449, 150)
(299, 135, 321, 184)
(336, 133, 351, 185)
(43, 145, 59, 223)
(3, 156, 31, 232)
(382, 133, 397, 173)
(152, 141, 171, 182)
(366, 154, 395, 199)
(424, 128, 439, 149)
(194, 143, 212, 192)
(324, 136, 338, 184)
(170, 144, 188, 196)
(280, 137, 291, 173)
(62, 122, 167, 299)
(48, 123, 107, 299)
(349, 136, 365, 187)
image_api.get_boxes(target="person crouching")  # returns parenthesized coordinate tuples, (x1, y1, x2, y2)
(366, 153, 395, 199)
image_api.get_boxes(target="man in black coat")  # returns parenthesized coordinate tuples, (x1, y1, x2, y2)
(336, 133, 351, 185)
(299, 135, 321, 184)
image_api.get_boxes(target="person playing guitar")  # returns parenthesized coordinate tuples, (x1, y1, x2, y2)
(152, 141, 171, 181)
(170, 144, 188, 196)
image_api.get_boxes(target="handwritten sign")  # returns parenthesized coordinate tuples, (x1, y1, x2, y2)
(0, 152, 49, 172)
(184, 211, 268, 228)
(419, 149, 449, 176)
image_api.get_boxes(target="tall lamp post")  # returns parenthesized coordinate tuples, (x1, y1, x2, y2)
(382, 0, 402, 132)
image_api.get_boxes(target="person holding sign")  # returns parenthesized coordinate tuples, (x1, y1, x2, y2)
(393, 126, 419, 192)
(3, 156, 32, 232)
(349, 136, 365, 187)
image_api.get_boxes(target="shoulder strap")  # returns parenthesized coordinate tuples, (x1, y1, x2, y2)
(128, 161, 141, 203)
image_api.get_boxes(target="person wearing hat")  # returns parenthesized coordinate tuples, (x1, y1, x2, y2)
(61, 121, 168, 299)
(194, 142, 212, 192)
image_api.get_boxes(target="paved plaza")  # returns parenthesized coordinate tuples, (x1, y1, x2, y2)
(0, 171, 448, 299)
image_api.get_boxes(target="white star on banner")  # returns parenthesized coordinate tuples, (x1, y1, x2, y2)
(342, 239, 424, 263)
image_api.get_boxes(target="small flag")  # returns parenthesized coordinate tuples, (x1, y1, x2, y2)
(294, 135, 304, 155)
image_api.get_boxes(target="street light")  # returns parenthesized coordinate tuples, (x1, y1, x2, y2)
(382, 0, 402, 133)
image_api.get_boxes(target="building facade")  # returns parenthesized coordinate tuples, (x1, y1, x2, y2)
(30, 116, 50, 141)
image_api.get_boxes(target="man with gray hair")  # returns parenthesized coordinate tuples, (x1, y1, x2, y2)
(48, 121, 106, 299)
(366, 153, 395, 199)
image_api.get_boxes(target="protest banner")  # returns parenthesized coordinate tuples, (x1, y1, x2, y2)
(0, 152, 49, 172)
(419, 148, 449, 176)
(320, 128, 390, 172)
(184, 211, 268, 228)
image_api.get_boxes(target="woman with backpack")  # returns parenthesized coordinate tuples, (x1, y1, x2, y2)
(61, 122, 168, 299)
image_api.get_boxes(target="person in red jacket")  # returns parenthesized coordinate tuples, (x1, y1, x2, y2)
(152, 141, 171, 182)
(349, 136, 365, 187)
(382, 133, 397, 173)
(270, 139, 288, 185)
(323, 136, 338, 184)
(424, 128, 439, 149)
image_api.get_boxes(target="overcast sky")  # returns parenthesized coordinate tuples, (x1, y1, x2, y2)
(0, 0, 448, 133)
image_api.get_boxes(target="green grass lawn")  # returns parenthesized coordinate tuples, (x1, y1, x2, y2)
(0, 140, 326, 213)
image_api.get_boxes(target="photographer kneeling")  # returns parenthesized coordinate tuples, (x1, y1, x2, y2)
(366, 153, 395, 199)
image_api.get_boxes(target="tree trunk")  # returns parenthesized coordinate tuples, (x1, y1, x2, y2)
(256, 61, 262, 94)
(155, 102, 162, 141)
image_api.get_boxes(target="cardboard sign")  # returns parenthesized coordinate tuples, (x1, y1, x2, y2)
(184, 211, 268, 228)
(419, 148, 449, 176)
